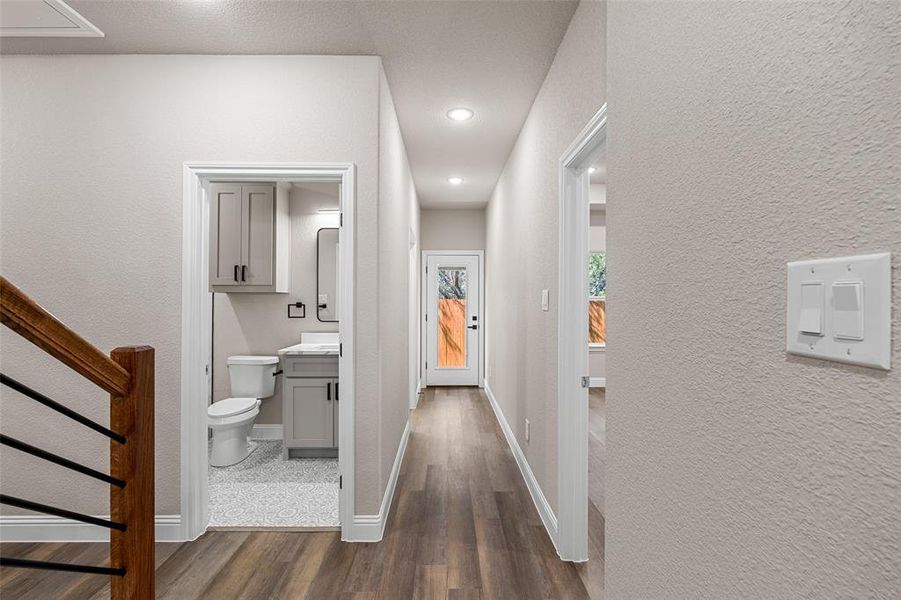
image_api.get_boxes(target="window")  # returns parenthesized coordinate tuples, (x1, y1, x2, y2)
(438, 267, 467, 367)
(588, 252, 606, 345)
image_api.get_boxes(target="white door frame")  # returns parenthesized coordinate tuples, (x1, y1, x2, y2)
(181, 162, 356, 541)
(420, 250, 485, 388)
(409, 230, 421, 408)
(557, 106, 607, 561)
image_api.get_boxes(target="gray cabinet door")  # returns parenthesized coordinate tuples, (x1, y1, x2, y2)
(209, 183, 243, 286)
(242, 184, 274, 286)
(284, 378, 335, 448)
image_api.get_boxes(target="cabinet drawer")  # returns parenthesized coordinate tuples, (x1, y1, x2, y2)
(283, 355, 338, 378)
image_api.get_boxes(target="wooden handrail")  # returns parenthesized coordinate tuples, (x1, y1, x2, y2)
(0, 276, 130, 396)
(0, 277, 155, 599)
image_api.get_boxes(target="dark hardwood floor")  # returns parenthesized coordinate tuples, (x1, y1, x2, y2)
(0, 387, 604, 599)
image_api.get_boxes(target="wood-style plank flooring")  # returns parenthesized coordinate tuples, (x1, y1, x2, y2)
(0, 387, 604, 599)
(581, 388, 607, 599)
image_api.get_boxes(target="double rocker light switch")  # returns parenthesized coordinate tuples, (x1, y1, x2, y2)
(799, 282, 824, 336)
(787, 253, 891, 370)
(832, 281, 864, 341)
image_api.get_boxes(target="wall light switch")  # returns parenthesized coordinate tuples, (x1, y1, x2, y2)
(787, 253, 891, 370)
(525, 418, 531, 442)
(541, 289, 549, 312)
(833, 282, 864, 340)
(799, 282, 824, 335)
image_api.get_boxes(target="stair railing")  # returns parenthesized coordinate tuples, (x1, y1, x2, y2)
(0, 276, 155, 599)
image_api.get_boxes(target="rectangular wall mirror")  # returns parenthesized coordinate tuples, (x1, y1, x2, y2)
(317, 227, 339, 322)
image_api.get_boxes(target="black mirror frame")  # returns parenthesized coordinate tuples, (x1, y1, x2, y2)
(316, 227, 339, 323)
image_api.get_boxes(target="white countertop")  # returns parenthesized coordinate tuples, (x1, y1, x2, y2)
(279, 332, 339, 356)
(278, 342, 339, 356)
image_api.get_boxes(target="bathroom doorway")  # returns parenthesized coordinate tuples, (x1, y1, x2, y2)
(181, 163, 357, 541)
(207, 182, 341, 529)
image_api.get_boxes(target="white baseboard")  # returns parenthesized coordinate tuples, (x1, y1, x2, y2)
(0, 515, 182, 542)
(251, 424, 284, 440)
(589, 377, 606, 388)
(482, 380, 559, 548)
(350, 418, 411, 542)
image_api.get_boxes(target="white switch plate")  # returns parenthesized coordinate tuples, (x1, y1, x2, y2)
(541, 289, 549, 311)
(787, 253, 891, 370)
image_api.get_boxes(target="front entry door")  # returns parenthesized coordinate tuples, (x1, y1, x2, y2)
(425, 253, 481, 386)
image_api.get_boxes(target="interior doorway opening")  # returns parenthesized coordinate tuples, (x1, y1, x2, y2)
(557, 106, 607, 570)
(181, 163, 356, 541)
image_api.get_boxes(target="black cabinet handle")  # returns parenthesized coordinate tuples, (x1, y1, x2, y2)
(241, 265, 247, 282)
(327, 382, 331, 401)
(335, 382, 339, 401)
(234, 265, 239, 282)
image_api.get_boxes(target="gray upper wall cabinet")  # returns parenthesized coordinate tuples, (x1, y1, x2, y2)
(209, 182, 291, 293)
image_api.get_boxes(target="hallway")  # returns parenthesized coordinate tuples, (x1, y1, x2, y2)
(0, 387, 602, 599)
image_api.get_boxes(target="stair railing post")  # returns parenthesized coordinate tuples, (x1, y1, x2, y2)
(109, 346, 155, 599)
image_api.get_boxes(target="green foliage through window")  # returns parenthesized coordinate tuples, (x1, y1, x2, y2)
(588, 252, 606, 297)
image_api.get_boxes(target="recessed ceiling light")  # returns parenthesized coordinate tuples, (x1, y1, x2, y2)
(588, 167, 597, 174)
(447, 177, 464, 185)
(446, 108, 474, 121)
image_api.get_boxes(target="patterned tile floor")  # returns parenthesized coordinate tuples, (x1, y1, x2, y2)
(208, 440, 339, 528)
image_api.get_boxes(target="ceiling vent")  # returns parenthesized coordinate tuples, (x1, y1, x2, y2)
(0, 0, 103, 37)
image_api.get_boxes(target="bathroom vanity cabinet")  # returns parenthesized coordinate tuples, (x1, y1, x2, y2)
(209, 182, 291, 293)
(281, 355, 339, 458)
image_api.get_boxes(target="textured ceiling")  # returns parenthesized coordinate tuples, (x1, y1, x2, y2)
(1, 0, 580, 208)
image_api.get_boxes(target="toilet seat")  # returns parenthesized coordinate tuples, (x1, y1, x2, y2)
(208, 397, 258, 418)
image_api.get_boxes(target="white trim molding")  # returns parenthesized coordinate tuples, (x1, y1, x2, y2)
(557, 105, 607, 562)
(0, 515, 181, 543)
(589, 377, 606, 388)
(483, 381, 559, 549)
(250, 424, 284, 440)
(409, 230, 420, 410)
(350, 419, 411, 542)
(181, 162, 356, 543)
(0, 0, 104, 38)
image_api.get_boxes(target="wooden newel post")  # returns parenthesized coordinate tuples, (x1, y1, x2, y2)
(109, 346, 155, 599)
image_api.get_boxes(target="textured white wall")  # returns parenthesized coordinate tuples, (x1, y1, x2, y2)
(420, 209, 486, 251)
(485, 0, 606, 512)
(212, 185, 340, 425)
(607, 2, 901, 597)
(370, 64, 421, 514)
(0, 55, 381, 516)
(590, 183, 607, 209)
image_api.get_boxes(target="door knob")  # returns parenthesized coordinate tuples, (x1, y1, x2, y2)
(468, 324, 478, 330)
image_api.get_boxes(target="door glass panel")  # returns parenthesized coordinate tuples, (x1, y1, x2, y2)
(438, 267, 467, 368)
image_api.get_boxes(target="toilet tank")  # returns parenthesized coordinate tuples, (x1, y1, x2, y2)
(227, 355, 279, 398)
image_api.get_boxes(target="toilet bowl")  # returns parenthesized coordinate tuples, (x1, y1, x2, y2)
(208, 355, 278, 467)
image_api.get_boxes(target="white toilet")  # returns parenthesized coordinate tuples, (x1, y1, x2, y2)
(208, 355, 279, 467)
